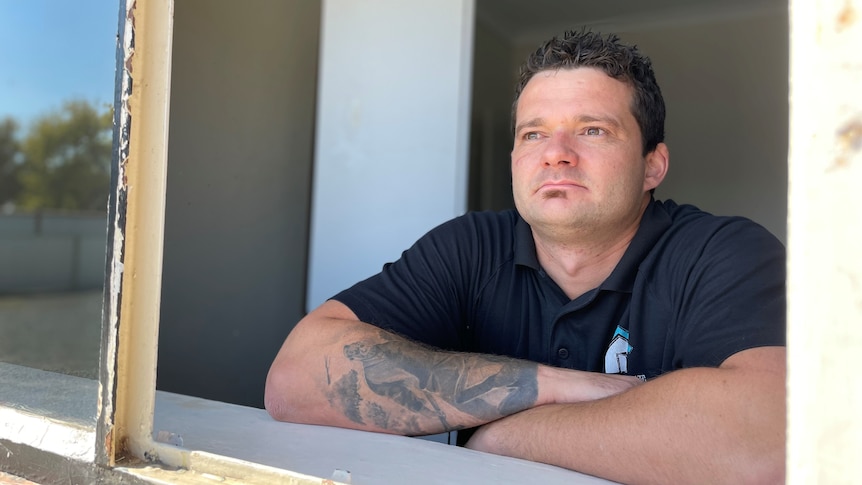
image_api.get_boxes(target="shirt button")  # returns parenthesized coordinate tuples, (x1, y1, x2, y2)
(557, 347, 569, 359)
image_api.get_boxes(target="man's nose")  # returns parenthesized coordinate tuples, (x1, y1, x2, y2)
(542, 134, 579, 167)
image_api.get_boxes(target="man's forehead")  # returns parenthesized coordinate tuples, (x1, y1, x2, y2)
(516, 69, 634, 114)
(521, 66, 629, 93)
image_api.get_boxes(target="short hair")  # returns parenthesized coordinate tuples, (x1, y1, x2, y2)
(512, 29, 665, 155)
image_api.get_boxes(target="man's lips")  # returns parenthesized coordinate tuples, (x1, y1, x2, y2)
(537, 180, 586, 191)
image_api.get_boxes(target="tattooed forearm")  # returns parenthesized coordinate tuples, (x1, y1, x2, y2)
(366, 401, 389, 429)
(331, 369, 364, 425)
(326, 329, 538, 434)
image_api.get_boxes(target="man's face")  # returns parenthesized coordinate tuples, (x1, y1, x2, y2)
(511, 67, 665, 239)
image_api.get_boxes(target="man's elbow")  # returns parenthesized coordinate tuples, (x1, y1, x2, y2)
(741, 445, 785, 485)
(728, 429, 785, 485)
(264, 361, 305, 423)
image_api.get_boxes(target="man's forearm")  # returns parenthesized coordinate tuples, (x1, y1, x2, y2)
(266, 302, 543, 435)
(322, 325, 541, 434)
(466, 347, 786, 485)
(267, 301, 642, 436)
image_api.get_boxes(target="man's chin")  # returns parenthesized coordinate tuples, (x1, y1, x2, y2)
(541, 189, 569, 200)
(525, 208, 592, 229)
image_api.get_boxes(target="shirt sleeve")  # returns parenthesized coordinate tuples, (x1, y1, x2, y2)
(670, 217, 786, 368)
(331, 215, 477, 351)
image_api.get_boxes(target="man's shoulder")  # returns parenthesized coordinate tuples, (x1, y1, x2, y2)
(645, 199, 785, 272)
(408, 210, 522, 264)
(655, 199, 781, 245)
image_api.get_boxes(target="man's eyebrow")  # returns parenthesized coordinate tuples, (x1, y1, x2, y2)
(514, 118, 544, 134)
(577, 114, 623, 128)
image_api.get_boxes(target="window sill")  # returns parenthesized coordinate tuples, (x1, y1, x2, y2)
(0, 363, 96, 462)
(152, 391, 614, 484)
(0, 363, 615, 484)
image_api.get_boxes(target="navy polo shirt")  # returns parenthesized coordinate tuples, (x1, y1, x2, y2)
(333, 198, 786, 379)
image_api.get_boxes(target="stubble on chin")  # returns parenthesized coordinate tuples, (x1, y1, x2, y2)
(541, 189, 568, 200)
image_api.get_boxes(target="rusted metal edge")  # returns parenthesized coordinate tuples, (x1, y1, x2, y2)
(96, 0, 135, 468)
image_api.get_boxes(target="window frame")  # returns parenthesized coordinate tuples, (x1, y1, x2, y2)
(92, 1, 321, 481)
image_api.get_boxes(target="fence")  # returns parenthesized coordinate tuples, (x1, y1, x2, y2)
(0, 211, 107, 293)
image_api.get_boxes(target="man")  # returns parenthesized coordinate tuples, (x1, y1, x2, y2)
(266, 30, 785, 484)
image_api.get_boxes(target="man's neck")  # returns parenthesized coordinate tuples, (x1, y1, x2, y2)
(532, 204, 647, 301)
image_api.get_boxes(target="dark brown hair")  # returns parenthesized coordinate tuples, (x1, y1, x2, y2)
(513, 29, 665, 155)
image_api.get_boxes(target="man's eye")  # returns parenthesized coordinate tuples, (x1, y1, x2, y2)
(585, 127, 605, 136)
(523, 132, 540, 140)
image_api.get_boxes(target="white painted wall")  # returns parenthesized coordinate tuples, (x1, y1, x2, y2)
(306, 0, 475, 310)
(787, 0, 862, 481)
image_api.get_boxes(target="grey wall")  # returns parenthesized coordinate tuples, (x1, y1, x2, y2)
(622, 12, 788, 243)
(468, 20, 517, 211)
(158, 0, 320, 408)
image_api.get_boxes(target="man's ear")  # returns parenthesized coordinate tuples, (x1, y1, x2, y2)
(644, 143, 669, 192)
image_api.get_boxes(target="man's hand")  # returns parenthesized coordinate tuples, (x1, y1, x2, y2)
(537, 365, 643, 404)
(466, 370, 643, 456)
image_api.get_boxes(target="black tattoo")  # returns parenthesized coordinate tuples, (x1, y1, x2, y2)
(332, 369, 364, 425)
(366, 402, 389, 429)
(404, 415, 422, 435)
(328, 330, 538, 433)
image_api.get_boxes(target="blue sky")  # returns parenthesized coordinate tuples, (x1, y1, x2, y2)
(0, 1, 119, 132)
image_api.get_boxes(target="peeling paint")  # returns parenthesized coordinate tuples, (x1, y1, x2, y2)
(97, 0, 180, 470)
(831, 118, 862, 170)
(838, 118, 862, 152)
(838, 0, 857, 32)
(97, 0, 136, 468)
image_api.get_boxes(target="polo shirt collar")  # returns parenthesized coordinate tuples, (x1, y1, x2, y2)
(514, 215, 541, 269)
(602, 197, 671, 292)
(513, 197, 672, 292)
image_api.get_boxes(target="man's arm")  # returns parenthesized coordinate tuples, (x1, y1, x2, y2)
(265, 300, 641, 436)
(465, 346, 785, 485)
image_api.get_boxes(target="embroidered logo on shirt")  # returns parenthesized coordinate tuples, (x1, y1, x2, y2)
(605, 326, 632, 374)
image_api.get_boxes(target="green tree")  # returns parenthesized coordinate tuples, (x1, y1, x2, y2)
(16, 100, 113, 212)
(0, 117, 21, 208)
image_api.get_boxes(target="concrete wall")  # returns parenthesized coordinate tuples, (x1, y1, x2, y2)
(0, 213, 106, 293)
(157, 0, 320, 408)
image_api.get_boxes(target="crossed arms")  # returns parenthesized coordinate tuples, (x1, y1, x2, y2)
(265, 299, 785, 484)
